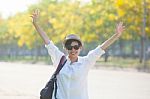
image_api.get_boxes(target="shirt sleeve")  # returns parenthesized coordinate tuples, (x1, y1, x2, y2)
(85, 45, 105, 69)
(45, 41, 64, 67)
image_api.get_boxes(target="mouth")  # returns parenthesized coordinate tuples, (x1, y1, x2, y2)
(70, 52, 77, 55)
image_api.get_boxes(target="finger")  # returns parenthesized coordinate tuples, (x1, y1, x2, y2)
(32, 13, 36, 17)
(121, 21, 123, 25)
(30, 15, 33, 18)
(121, 27, 125, 31)
(35, 9, 37, 14)
(32, 12, 36, 17)
(123, 26, 125, 28)
(118, 23, 121, 28)
(35, 9, 39, 15)
(33, 9, 38, 15)
(30, 16, 35, 20)
(31, 13, 37, 18)
(116, 23, 119, 28)
(33, 10, 36, 14)
(37, 9, 40, 15)
(118, 22, 122, 27)
(120, 22, 123, 26)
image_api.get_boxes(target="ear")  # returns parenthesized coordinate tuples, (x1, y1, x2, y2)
(80, 46, 83, 50)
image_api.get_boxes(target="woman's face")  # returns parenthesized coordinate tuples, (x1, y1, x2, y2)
(65, 41, 81, 58)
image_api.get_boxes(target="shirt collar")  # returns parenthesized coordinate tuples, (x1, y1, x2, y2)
(66, 55, 82, 64)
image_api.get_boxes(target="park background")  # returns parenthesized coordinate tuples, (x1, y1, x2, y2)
(0, 0, 150, 70)
(0, 0, 150, 99)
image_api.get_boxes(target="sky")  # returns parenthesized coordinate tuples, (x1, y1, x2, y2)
(0, 0, 40, 18)
(0, 0, 91, 19)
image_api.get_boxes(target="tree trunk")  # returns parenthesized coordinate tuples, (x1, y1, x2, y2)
(131, 40, 135, 58)
(140, 36, 144, 63)
(139, 0, 147, 70)
(119, 39, 124, 58)
(104, 50, 109, 62)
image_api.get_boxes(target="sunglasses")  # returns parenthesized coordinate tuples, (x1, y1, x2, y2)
(66, 45, 80, 50)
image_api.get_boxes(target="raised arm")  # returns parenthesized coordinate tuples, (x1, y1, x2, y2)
(31, 9, 50, 44)
(100, 22, 125, 50)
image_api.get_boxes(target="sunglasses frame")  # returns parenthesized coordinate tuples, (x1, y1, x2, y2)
(66, 45, 80, 50)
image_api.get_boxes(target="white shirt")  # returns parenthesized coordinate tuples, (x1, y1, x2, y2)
(45, 41, 105, 99)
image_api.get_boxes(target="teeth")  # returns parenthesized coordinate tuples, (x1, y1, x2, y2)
(71, 52, 76, 55)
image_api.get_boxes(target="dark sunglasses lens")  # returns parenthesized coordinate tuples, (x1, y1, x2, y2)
(74, 45, 80, 50)
(66, 46, 72, 50)
(66, 45, 80, 50)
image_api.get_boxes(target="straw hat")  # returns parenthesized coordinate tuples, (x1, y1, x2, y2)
(63, 34, 83, 47)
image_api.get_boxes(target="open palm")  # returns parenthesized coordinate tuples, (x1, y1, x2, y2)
(115, 22, 125, 37)
(30, 9, 40, 23)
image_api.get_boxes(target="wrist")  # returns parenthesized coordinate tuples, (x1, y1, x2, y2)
(33, 21, 38, 25)
(115, 32, 120, 37)
(113, 33, 120, 40)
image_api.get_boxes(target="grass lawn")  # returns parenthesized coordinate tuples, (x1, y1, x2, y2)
(96, 57, 150, 72)
(0, 56, 150, 71)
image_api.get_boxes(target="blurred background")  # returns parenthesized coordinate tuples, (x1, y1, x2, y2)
(0, 0, 150, 99)
(0, 0, 150, 71)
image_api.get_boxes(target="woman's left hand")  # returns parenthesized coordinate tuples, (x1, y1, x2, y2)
(115, 22, 125, 38)
(100, 22, 125, 50)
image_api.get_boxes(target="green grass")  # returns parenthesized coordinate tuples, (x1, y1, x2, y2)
(0, 56, 150, 70)
(96, 57, 150, 69)
(0, 56, 52, 65)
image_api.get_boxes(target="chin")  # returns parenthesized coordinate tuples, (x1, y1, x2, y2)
(71, 54, 77, 57)
(69, 54, 78, 58)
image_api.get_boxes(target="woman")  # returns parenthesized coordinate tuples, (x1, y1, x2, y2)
(31, 9, 125, 99)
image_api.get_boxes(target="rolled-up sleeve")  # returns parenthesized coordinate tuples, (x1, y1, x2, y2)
(45, 41, 64, 67)
(85, 45, 105, 68)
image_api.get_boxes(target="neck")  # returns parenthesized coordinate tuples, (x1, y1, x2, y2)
(69, 56, 78, 63)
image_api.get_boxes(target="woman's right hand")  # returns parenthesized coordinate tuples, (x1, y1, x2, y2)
(31, 9, 39, 24)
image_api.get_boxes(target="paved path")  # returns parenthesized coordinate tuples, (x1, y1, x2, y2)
(0, 62, 150, 99)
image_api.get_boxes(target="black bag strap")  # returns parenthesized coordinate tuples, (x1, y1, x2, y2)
(54, 55, 67, 76)
(54, 79, 58, 99)
(54, 55, 67, 99)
